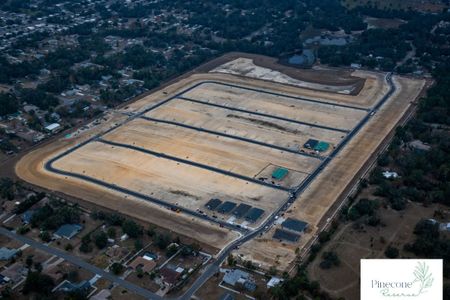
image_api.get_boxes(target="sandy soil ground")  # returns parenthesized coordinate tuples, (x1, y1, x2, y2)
(235, 75, 426, 271)
(53, 140, 289, 212)
(14, 55, 407, 257)
(15, 139, 239, 250)
(104, 119, 319, 186)
(122, 70, 388, 115)
(146, 100, 345, 152)
(183, 82, 366, 130)
(212, 58, 359, 94)
(205, 52, 367, 94)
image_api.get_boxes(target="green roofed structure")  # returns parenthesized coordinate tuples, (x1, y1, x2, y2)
(314, 141, 330, 152)
(272, 167, 288, 180)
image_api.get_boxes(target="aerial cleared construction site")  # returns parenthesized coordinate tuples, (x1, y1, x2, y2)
(15, 54, 426, 270)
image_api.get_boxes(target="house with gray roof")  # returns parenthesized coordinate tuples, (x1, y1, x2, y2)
(53, 224, 83, 240)
(0, 247, 18, 261)
(222, 268, 256, 291)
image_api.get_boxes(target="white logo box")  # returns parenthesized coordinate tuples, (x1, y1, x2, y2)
(361, 259, 443, 300)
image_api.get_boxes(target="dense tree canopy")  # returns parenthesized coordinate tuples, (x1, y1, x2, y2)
(0, 93, 19, 117)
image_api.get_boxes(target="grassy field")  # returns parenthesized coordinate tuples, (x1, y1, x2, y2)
(307, 194, 443, 299)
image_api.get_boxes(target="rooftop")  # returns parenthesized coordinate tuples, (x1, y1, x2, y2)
(273, 229, 300, 242)
(217, 201, 237, 214)
(205, 198, 222, 210)
(129, 256, 156, 273)
(245, 207, 265, 222)
(382, 171, 399, 179)
(233, 204, 252, 218)
(288, 49, 315, 67)
(45, 123, 61, 132)
(304, 139, 318, 149)
(223, 269, 250, 286)
(281, 218, 309, 233)
(22, 210, 35, 224)
(408, 140, 431, 151)
(160, 267, 181, 285)
(54, 224, 83, 239)
(272, 167, 289, 180)
(267, 276, 283, 288)
(314, 141, 330, 152)
(0, 247, 18, 260)
(53, 280, 91, 293)
(1, 263, 28, 283)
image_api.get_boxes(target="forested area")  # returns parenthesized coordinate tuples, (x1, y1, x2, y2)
(3, 0, 439, 114)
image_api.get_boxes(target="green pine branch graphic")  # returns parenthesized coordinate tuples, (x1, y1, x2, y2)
(413, 262, 434, 295)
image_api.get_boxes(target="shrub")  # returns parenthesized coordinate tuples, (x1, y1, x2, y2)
(385, 246, 399, 258)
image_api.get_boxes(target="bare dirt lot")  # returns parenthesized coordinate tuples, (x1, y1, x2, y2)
(14, 54, 426, 263)
(182, 81, 367, 130)
(145, 100, 346, 153)
(207, 53, 367, 95)
(236, 75, 426, 271)
(52, 140, 289, 212)
(104, 119, 318, 188)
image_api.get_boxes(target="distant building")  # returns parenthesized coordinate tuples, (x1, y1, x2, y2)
(50, 112, 61, 122)
(105, 245, 128, 260)
(21, 210, 35, 224)
(53, 279, 91, 293)
(304, 35, 350, 47)
(222, 269, 256, 291)
(439, 223, 450, 232)
(267, 276, 283, 288)
(427, 219, 438, 225)
(120, 234, 129, 241)
(382, 171, 399, 179)
(287, 49, 315, 68)
(272, 167, 289, 180)
(244, 207, 265, 222)
(273, 229, 300, 243)
(408, 140, 431, 152)
(0, 274, 9, 285)
(0, 247, 18, 261)
(45, 123, 61, 133)
(160, 267, 182, 286)
(128, 256, 156, 273)
(0, 263, 27, 284)
(53, 224, 83, 240)
(23, 104, 39, 114)
(205, 198, 222, 210)
(281, 218, 309, 233)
